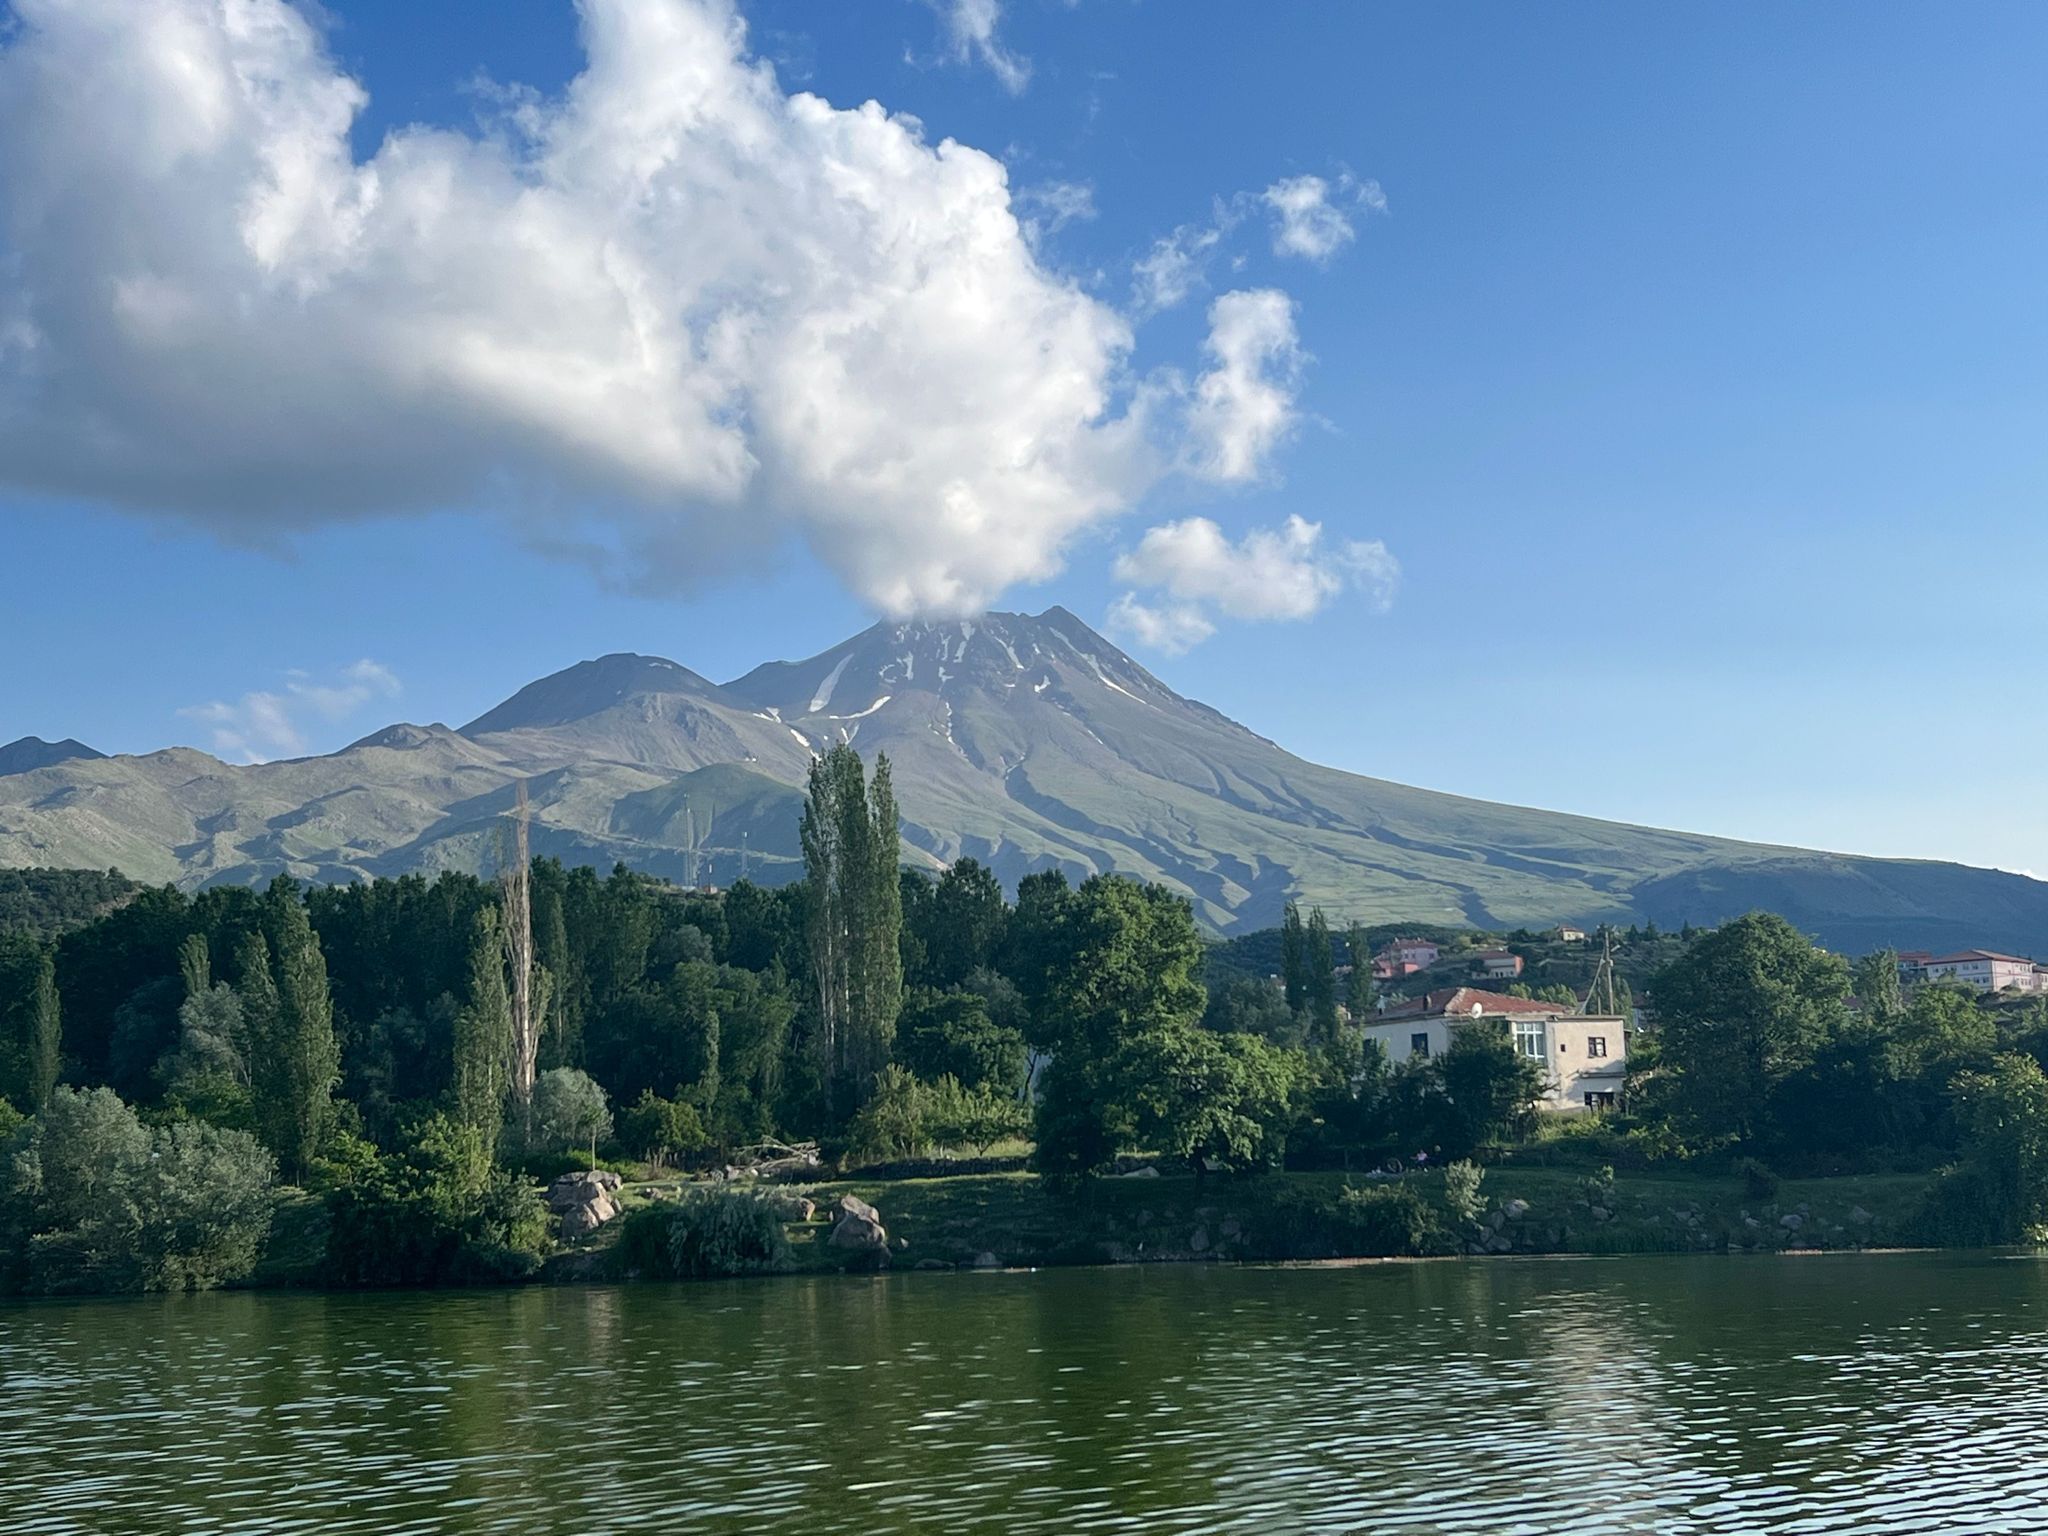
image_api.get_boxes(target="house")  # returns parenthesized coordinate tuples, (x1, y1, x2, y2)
(1376, 937, 1441, 970)
(1553, 924, 1588, 944)
(1475, 949, 1523, 981)
(1900, 950, 2048, 994)
(1361, 988, 1628, 1113)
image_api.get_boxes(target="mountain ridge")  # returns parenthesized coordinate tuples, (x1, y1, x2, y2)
(2, 608, 2043, 953)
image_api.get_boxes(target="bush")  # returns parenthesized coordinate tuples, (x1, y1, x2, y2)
(620, 1091, 707, 1169)
(663, 1190, 793, 1278)
(1734, 1156, 1779, 1203)
(530, 1068, 612, 1160)
(513, 1149, 637, 1184)
(0, 1085, 278, 1295)
(324, 1114, 548, 1287)
(1914, 1164, 2007, 1248)
(1443, 1160, 1486, 1225)
(1246, 1179, 1445, 1260)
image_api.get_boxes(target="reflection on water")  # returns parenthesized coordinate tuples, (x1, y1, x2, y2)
(6, 1253, 2048, 1533)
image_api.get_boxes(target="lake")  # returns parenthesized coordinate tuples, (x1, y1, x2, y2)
(7, 1253, 2048, 1534)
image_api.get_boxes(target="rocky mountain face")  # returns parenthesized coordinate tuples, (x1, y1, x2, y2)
(2, 609, 2043, 951)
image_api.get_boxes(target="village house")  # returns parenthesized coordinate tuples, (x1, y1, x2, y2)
(1898, 950, 2048, 994)
(1362, 988, 1628, 1112)
(1553, 924, 1588, 944)
(1371, 937, 1441, 980)
(1475, 949, 1524, 981)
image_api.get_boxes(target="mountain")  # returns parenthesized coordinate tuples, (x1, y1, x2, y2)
(0, 736, 104, 776)
(1, 608, 2043, 953)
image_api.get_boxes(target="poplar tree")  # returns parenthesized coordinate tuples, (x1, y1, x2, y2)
(1306, 907, 1339, 1044)
(0, 935, 61, 1113)
(1280, 902, 1307, 1013)
(259, 879, 340, 1180)
(1346, 922, 1376, 1017)
(453, 905, 510, 1156)
(801, 745, 904, 1116)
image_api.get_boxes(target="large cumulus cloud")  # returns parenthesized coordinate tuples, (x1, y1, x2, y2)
(0, 0, 1305, 616)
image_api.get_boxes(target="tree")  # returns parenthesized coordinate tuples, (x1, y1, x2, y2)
(1280, 902, 1307, 1013)
(1435, 1020, 1546, 1156)
(923, 859, 1008, 989)
(800, 745, 903, 1116)
(322, 1113, 548, 1287)
(0, 934, 61, 1113)
(452, 906, 510, 1156)
(500, 786, 541, 1142)
(159, 983, 250, 1125)
(1305, 907, 1338, 1044)
(532, 1067, 611, 1164)
(1032, 876, 1208, 1181)
(1125, 1026, 1302, 1176)
(897, 990, 1028, 1096)
(0, 1086, 275, 1294)
(621, 1090, 707, 1168)
(1947, 1054, 2048, 1244)
(1649, 912, 1849, 1148)
(1202, 976, 1297, 1043)
(1853, 948, 1905, 1027)
(1345, 922, 1375, 1017)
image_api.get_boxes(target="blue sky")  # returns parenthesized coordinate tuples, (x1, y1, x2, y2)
(2, 0, 2045, 874)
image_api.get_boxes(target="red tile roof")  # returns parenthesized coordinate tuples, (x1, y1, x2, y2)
(1373, 987, 1568, 1022)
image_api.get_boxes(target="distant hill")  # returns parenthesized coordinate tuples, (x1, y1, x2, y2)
(0, 736, 103, 777)
(0, 867, 141, 942)
(1, 607, 2044, 953)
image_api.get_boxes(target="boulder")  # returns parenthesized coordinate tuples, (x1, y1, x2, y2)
(1503, 1199, 1529, 1221)
(559, 1202, 610, 1240)
(969, 1252, 1002, 1270)
(1118, 1165, 1161, 1179)
(837, 1193, 882, 1225)
(1780, 1212, 1804, 1230)
(764, 1192, 816, 1223)
(830, 1212, 889, 1254)
(1189, 1227, 1210, 1253)
(547, 1172, 609, 1212)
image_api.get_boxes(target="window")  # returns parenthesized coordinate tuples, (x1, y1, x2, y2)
(1587, 1036, 1608, 1059)
(1584, 1091, 1617, 1110)
(1410, 1032, 1430, 1058)
(1513, 1021, 1547, 1061)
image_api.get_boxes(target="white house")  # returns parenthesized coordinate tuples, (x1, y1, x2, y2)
(1362, 988, 1628, 1112)
(1899, 950, 2048, 994)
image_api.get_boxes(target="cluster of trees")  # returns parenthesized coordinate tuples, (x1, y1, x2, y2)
(12, 743, 2048, 1291)
(0, 746, 1560, 1291)
(1636, 912, 2048, 1239)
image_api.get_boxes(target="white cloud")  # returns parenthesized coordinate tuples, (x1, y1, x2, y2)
(1103, 594, 1215, 655)
(931, 0, 1031, 94)
(180, 659, 402, 763)
(1107, 514, 1399, 652)
(0, 0, 1248, 617)
(1183, 290, 1303, 484)
(1263, 175, 1354, 263)
(1015, 179, 1096, 238)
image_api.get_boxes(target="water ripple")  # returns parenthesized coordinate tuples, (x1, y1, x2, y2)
(5, 1253, 2048, 1533)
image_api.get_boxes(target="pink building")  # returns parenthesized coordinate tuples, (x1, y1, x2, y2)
(1901, 950, 2048, 994)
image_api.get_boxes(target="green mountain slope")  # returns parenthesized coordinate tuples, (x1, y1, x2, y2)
(0, 608, 2042, 953)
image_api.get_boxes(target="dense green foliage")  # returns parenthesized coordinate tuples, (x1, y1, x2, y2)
(651, 1189, 794, 1279)
(0, 1086, 276, 1294)
(0, 867, 140, 942)
(6, 738, 2048, 1294)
